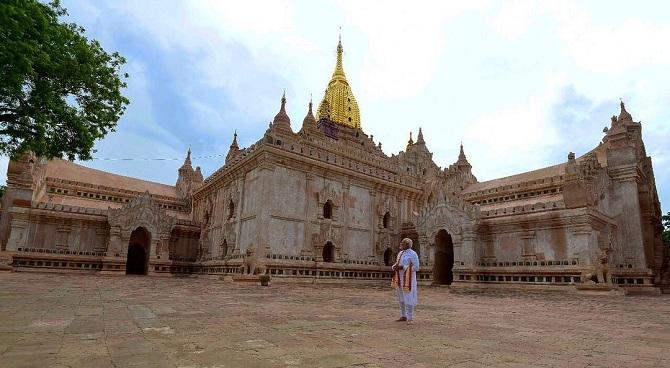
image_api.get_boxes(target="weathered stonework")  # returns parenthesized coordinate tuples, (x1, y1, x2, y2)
(0, 39, 665, 294)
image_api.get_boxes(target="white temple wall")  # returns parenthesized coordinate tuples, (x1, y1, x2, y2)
(267, 218, 305, 256)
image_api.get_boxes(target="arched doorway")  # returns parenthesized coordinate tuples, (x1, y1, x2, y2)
(322, 241, 334, 262)
(383, 248, 393, 266)
(434, 229, 454, 285)
(126, 227, 150, 275)
(323, 200, 333, 219)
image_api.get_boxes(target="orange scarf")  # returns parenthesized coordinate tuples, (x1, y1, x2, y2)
(391, 251, 413, 292)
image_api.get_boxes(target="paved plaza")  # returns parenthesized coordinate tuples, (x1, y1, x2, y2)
(0, 273, 669, 368)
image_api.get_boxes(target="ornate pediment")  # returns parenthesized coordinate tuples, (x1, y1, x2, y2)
(416, 195, 479, 240)
(107, 191, 176, 240)
(311, 222, 343, 249)
(317, 185, 340, 206)
(376, 194, 397, 216)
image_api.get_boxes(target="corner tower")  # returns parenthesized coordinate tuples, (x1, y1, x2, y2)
(317, 36, 361, 129)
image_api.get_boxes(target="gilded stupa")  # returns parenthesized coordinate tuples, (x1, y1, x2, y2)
(317, 36, 361, 129)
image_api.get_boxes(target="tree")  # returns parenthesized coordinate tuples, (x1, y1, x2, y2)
(663, 212, 670, 248)
(0, 0, 129, 161)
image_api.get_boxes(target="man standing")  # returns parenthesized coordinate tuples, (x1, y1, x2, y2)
(392, 238, 420, 324)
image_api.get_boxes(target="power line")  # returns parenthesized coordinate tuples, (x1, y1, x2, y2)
(90, 153, 227, 161)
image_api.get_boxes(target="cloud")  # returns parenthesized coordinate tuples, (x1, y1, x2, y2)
(2, 0, 669, 215)
(463, 92, 560, 181)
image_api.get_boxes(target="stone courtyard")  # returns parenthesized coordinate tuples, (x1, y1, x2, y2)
(0, 273, 668, 368)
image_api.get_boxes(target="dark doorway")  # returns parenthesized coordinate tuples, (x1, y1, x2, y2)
(126, 227, 150, 275)
(383, 248, 393, 266)
(434, 229, 454, 285)
(322, 241, 334, 262)
(323, 200, 333, 219)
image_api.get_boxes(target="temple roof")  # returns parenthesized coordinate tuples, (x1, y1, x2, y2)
(461, 163, 566, 195)
(461, 144, 608, 195)
(44, 159, 179, 198)
(317, 37, 361, 129)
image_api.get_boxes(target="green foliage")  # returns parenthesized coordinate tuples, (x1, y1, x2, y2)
(663, 212, 670, 248)
(0, 0, 129, 160)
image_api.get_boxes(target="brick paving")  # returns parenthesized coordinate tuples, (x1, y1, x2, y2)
(0, 272, 669, 368)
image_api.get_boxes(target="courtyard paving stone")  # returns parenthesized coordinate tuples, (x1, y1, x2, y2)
(0, 272, 669, 367)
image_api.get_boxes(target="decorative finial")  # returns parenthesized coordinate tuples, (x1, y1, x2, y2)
(273, 90, 290, 127)
(456, 142, 470, 168)
(618, 98, 633, 122)
(302, 96, 316, 128)
(417, 127, 425, 144)
(230, 130, 239, 150)
(336, 29, 343, 55)
(182, 145, 192, 167)
(279, 90, 287, 112)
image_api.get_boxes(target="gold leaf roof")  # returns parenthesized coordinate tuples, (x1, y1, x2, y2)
(317, 38, 361, 129)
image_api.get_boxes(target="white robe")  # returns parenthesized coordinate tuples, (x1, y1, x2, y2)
(394, 248, 420, 306)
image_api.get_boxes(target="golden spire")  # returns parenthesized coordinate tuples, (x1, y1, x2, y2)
(317, 34, 361, 129)
(333, 33, 345, 80)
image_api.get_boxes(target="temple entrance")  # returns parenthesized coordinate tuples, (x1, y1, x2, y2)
(126, 227, 150, 275)
(322, 241, 334, 262)
(383, 248, 393, 266)
(434, 229, 454, 285)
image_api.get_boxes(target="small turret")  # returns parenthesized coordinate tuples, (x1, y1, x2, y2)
(178, 147, 193, 174)
(416, 127, 425, 145)
(618, 100, 633, 123)
(176, 148, 202, 200)
(271, 91, 292, 134)
(456, 143, 471, 169)
(194, 166, 204, 183)
(406, 131, 414, 150)
(225, 131, 241, 164)
(300, 97, 318, 135)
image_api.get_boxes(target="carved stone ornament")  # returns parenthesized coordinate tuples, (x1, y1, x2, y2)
(376, 194, 396, 216)
(319, 222, 342, 247)
(107, 191, 176, 241)
(317, 185, 340, 207)
(416, 196, 478, 242)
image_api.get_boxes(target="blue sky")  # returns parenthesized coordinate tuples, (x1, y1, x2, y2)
(1, 0, 668, 214)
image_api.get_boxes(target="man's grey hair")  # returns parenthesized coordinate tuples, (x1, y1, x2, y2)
(402, 238, 413, 248)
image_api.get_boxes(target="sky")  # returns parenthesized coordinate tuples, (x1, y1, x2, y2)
(1, 0, 668, 213)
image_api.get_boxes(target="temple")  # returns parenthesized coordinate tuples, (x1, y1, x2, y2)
(0, 38, 667, 294)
